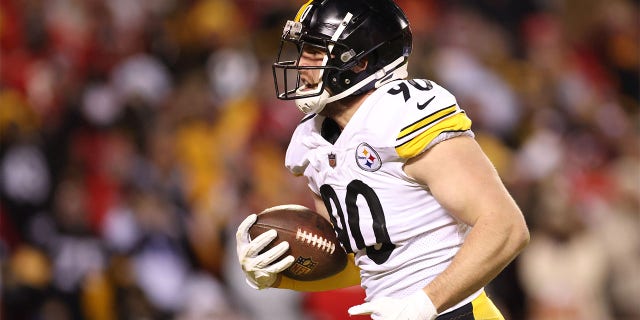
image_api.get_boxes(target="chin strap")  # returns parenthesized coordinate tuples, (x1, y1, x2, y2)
(374, 59, 408, 88)
(295, 89, 331, 114)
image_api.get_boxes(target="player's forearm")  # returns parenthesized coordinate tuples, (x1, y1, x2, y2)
(424, 207, 529, 313)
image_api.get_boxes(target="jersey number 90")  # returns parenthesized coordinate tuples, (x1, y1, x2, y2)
(320, 181, 395, 264)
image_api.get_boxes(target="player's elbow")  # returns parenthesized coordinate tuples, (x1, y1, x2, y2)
(491, 207, 530, 258)
(509, 214, 530, 255)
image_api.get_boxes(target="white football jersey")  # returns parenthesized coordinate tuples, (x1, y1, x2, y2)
(285, 79, 482, 311)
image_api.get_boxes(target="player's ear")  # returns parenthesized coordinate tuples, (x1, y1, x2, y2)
(352, 59, 368, 73)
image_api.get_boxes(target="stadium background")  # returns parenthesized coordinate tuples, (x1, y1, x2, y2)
(0, 0, 638, 319)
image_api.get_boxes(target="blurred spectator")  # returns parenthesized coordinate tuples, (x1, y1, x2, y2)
(518, 179, 611, 320)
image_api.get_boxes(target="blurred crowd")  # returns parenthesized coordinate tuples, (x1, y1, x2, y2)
(0, 0, 637, 319)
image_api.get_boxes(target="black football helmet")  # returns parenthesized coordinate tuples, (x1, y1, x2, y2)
(272, 0, 412, 114)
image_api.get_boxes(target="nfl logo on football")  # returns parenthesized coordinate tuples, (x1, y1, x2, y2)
(290, 256, 318, 276)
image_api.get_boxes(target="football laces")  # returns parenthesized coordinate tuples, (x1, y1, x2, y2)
(296, 228, 336, 254)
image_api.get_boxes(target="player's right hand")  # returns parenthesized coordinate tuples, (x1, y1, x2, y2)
(348, 290, 438, 320)
(236, 214, 295, 289)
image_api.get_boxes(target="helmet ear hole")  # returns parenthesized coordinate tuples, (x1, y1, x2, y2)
(330, 69, 357, 92)
(352, 59, 368, 73)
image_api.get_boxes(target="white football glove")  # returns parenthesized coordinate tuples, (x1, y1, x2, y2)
(236, 214, 295, 289)
(348, 290, 438, 320)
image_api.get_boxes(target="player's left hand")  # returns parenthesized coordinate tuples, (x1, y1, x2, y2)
(348, 290, 438, 320)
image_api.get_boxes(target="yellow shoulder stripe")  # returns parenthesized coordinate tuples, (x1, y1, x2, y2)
(397, 105, 458, 140)
(395, 112, 472, 158)
(295, 0, 314, 22)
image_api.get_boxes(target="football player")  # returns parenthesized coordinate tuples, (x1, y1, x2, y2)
(236, 0, 530, 319)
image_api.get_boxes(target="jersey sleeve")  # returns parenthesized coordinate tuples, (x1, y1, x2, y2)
(393, 80, 473, 159)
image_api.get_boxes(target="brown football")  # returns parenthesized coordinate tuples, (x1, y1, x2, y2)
(249, 204, 348, 281)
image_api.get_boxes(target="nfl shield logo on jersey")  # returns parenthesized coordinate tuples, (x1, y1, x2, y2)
(328, 153, 337, 168)
(356, 142, 382, 171)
